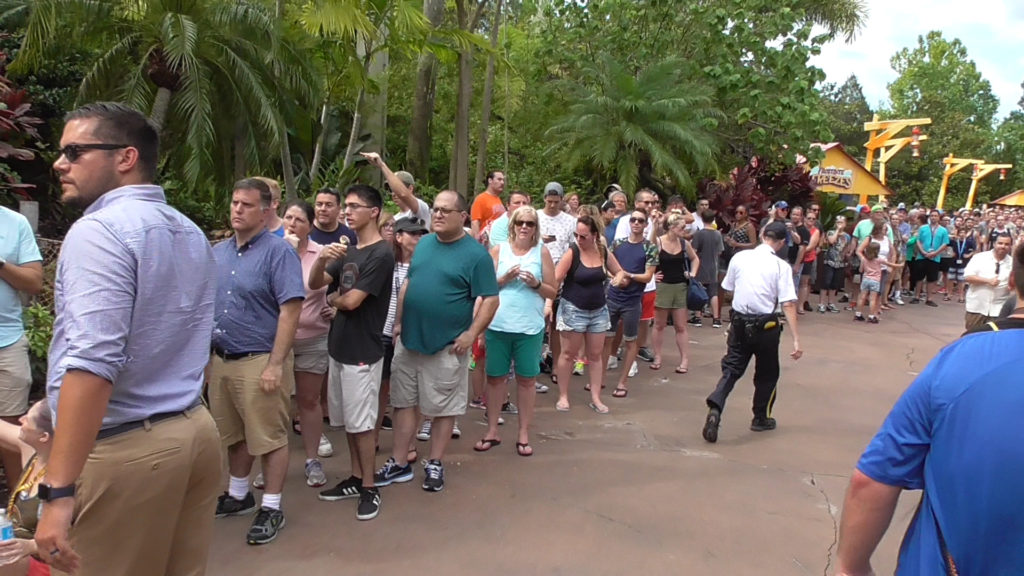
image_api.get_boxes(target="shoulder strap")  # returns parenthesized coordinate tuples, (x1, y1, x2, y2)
(566, 243, 581, 283)
(986, 321, 999, 332)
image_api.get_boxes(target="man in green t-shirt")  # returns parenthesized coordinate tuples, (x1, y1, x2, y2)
(376, 190, 499, 494)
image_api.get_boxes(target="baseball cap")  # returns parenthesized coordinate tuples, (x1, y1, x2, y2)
(859, 205, 870, 214)
(395, 170, 415, 187)
(897, 202, 906, 210)
(763, 221, 788, 241)
(393, 216, 428, 235)
(604, 183, 623, 198)
(871, 204, 884, 213)
(773, 200, 789, 210)
(544, 182, 564, 197)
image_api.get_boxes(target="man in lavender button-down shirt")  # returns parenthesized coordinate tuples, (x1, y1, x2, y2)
(38, 102, 222, 576)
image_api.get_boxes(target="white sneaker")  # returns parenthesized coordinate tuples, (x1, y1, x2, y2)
(451, 420, 461, 439)
(535, 381, 549, 393)
(607, 355, 619, 370)
(252, 472, 265, 490)
(894, 297, 905, 305)
(305, 459, 327, 487)
(416, 420, 432, 441)
(628, 361, 638, 378)
(318, 434, 334, 458)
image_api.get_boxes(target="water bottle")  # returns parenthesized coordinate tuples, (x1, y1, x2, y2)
(0, 508, 13, 541)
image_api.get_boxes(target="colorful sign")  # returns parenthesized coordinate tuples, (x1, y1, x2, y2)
(809, 166, 854, 190)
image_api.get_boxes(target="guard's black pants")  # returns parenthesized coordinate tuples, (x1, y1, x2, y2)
(706, 315, 781, 419)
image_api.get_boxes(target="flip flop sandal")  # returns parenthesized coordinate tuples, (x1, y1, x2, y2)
(516, 442, 534, 457)
(588, 402, 610, 414)
(612, 387, 628, 398)
(473, 438, 501, 452)
(555, 402, 570, 412)
(650, 362, 662, 370)
(675, 367, 688, 374)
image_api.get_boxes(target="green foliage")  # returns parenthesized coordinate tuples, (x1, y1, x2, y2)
(22, 301, 52, 386)
(993, 106, 1024, 199)
(820, 75, 873, 158)
(883, 31, 999, 207)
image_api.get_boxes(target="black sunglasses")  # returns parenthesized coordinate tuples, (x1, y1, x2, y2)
(629, 217, 646, 224)
(514, 220, 537, 228)
(59, 143, 130, 163)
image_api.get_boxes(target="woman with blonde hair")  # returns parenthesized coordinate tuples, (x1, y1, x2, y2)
(475, 206, 557, 456)
(652, 212, 700, 372)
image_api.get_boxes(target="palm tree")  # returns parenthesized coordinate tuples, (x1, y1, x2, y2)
(546, 56, 721, 195)
(6, 0, 319, 188)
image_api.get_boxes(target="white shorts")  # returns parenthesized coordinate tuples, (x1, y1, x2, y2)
(326, 357, 382, 434)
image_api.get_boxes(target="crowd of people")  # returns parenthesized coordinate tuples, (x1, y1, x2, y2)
(0, 102, 1021, 574)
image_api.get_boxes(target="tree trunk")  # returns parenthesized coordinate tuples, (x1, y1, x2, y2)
(280, 131, 298, 201)
(473, 0, 502, 190)
(149, 87, 173, 133)
(406, 0, 446, 181)
(343, 86, 367, 171)
(309, 101, 330, 186)
(450, 0, 487, 197)
(233, 119, 247, 179)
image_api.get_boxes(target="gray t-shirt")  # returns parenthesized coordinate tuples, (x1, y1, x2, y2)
(692, 228, 724, 284)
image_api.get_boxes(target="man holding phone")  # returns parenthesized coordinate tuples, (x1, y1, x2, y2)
(538, 182, 576, 382)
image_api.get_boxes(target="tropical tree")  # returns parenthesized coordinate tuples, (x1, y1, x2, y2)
(6, 0, 320, 188)
(821, 75, 873, 158)
(545, 56, 721, 197)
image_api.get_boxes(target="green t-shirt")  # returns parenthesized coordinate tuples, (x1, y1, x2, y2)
(400, 233, 499, 355)
(853, 219, 894, 245)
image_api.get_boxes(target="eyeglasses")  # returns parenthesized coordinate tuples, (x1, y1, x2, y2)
(640, 200, 655, 205)
(59, 143, 129, 163)
(431, 206, 460, 216)
(344, 203, 373, 211)
(629, 217, 647, 224)
(515, 220, 537, 228)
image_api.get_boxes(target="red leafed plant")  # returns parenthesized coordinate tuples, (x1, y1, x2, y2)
(0, 51, 42, 199)
(700, 157, 815, 233)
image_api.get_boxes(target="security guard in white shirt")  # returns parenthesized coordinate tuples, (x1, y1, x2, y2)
(703, 221, 803, 443)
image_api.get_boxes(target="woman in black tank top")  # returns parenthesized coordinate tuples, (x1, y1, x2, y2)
(652, 214, 700, 373)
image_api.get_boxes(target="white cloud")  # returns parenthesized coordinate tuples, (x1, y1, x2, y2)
(811, 0, 1023, 120)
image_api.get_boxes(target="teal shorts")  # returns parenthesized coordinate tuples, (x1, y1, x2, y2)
(484, 329, 544, 378)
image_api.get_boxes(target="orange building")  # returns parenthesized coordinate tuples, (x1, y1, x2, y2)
(808, 143, 894, 207)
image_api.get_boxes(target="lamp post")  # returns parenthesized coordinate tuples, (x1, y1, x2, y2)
(936, 155, 984, 210)
(966, 163, 1014, 209)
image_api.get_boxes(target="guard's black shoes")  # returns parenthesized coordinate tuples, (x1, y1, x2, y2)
(750, 416, 777, 432)
(702, 408, 721, 443)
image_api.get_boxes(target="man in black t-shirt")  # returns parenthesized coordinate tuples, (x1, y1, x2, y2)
(308, 184, 394, 521)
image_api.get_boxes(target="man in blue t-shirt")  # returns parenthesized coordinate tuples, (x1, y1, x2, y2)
(836, 328, 1024, 574)
(915, 209, 950, 307)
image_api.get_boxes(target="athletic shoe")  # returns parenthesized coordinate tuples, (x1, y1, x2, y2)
(826, 304, 840, 313)
(636, 347, 655, 363)
(607, 355, 619, 370)
(687, 316, 702, 326)
(894, 297, 905, 306)
(750, 416, 777, 432)
(868, 316, 880, 324)
(627, 361, 639, 378)
(319, 475, 362, 500)
(501, 401, 518, 415)
(216, 491, 257, 518)
(909, 298, 921, 304)
(573, 360, 585, 375)
(318, 434, 334, 458)
(854, 313, 865, 322)
(422, 459, 445, 492)
(251, 473, 264, 490)
(483, 412, 505, 426)
(712, 319, 723, 328)
(702, 408, 721, 443)
(356, 487, 381, 521)
(469, 396, 486, 410)
(451, 420, 461, 439)
(838, 294, 850, 303)
(925, 300, 938, 307)
(373, 457, 414, 487)
(416, 420, 432, 441)
(380, 415, 393, 430)
(305, 460, 327, 488)
(535, 381, 550, 393)
(817, 304, 826, 313)
(246, 508, 285, 545)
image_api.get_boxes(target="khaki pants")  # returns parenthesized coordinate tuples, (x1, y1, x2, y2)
(54, 406, 222, 576)
(964, 311, 995, 332)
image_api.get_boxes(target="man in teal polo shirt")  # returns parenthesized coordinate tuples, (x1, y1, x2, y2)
(916, 209, 950, 307)
(0, 205, 43, 490)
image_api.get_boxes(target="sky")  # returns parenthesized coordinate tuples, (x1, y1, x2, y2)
(810, 0, 1024, 122)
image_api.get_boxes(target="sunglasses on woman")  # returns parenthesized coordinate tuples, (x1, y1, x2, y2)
(515, 220, 537, 228)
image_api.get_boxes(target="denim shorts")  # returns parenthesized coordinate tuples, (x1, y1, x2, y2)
(556, 299, 611, 334)
(860, 278, 881, 294)
(605, 298, 642, 341)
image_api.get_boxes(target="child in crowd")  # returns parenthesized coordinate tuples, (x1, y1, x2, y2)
(855, 241, 883, 324)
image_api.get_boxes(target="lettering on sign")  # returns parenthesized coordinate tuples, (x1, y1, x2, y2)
(809, 166, 854, 190)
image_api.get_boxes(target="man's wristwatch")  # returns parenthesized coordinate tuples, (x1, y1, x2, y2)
(38, 482, 76, 502)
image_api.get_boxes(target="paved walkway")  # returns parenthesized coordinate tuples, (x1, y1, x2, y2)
(208, 299, 965, 575)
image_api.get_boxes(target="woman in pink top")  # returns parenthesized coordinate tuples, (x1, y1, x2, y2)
(283, 200, 334, 487)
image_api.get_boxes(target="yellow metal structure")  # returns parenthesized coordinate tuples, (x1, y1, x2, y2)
(863, 115, 933, 174)
(875, 134, 929, 185)
(936, 155, 984, 210)
(966, 163, 1014, 209)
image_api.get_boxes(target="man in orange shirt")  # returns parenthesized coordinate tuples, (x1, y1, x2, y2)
(470, 170, 506, 244)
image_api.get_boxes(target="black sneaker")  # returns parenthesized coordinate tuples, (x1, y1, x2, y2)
(635, 347, 655, 363)
(380, 415, 393, 430)
(422, 459, 445, 492)
(356, 487, 381, 521)
(702, 408, 721, 443)
(712, 319, 722, 329)
(500, 401, 518, 415)
(215, 491, 257, 518)
(246, 507, 285, 545)
(687, 316, 702, 326)
(318, 475, 361, 501)
(373, 458, 414, 487)
(750, 416, 777, 432)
